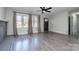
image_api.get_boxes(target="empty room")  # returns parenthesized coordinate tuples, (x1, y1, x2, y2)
(0, 7, 79, 51)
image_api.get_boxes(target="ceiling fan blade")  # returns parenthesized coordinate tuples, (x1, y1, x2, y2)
(40, 7, 43, 9)
(43, 7, 45, 9)
(40, 7, 46, 10)
(46, 7, 52, 10)
(46, 11, 51, 12)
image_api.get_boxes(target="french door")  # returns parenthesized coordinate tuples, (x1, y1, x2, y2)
(16, 13, 29, 35)
(16, 13, 39, 35)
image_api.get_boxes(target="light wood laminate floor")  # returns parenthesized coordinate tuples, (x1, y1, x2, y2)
(0, 32, 79, 51)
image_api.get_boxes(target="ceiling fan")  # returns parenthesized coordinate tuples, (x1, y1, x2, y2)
(39, 7, 52, 13)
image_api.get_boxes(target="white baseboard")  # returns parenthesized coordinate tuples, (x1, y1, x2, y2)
(50, 30, 68, 35)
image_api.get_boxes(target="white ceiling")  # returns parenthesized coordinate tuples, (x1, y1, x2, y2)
(8, 7, 79, 18)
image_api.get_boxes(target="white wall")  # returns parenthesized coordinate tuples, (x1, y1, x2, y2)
(73, 14, 77, 35)
(5, 8, 14, 35)
(5, 8, 44, 35)
(40, 15, 44, 32)
(77, 15, 79, 33)
(0, 7, 6, 20)
(49, 11, 69, 35)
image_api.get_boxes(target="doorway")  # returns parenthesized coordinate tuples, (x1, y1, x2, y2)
(44, 18, 49, 32)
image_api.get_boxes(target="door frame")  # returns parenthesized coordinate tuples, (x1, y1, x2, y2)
(68, 16, 71, 35)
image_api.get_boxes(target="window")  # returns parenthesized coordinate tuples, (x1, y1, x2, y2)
(32, 15, 38, 33)
(16, 15, 22, 28)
